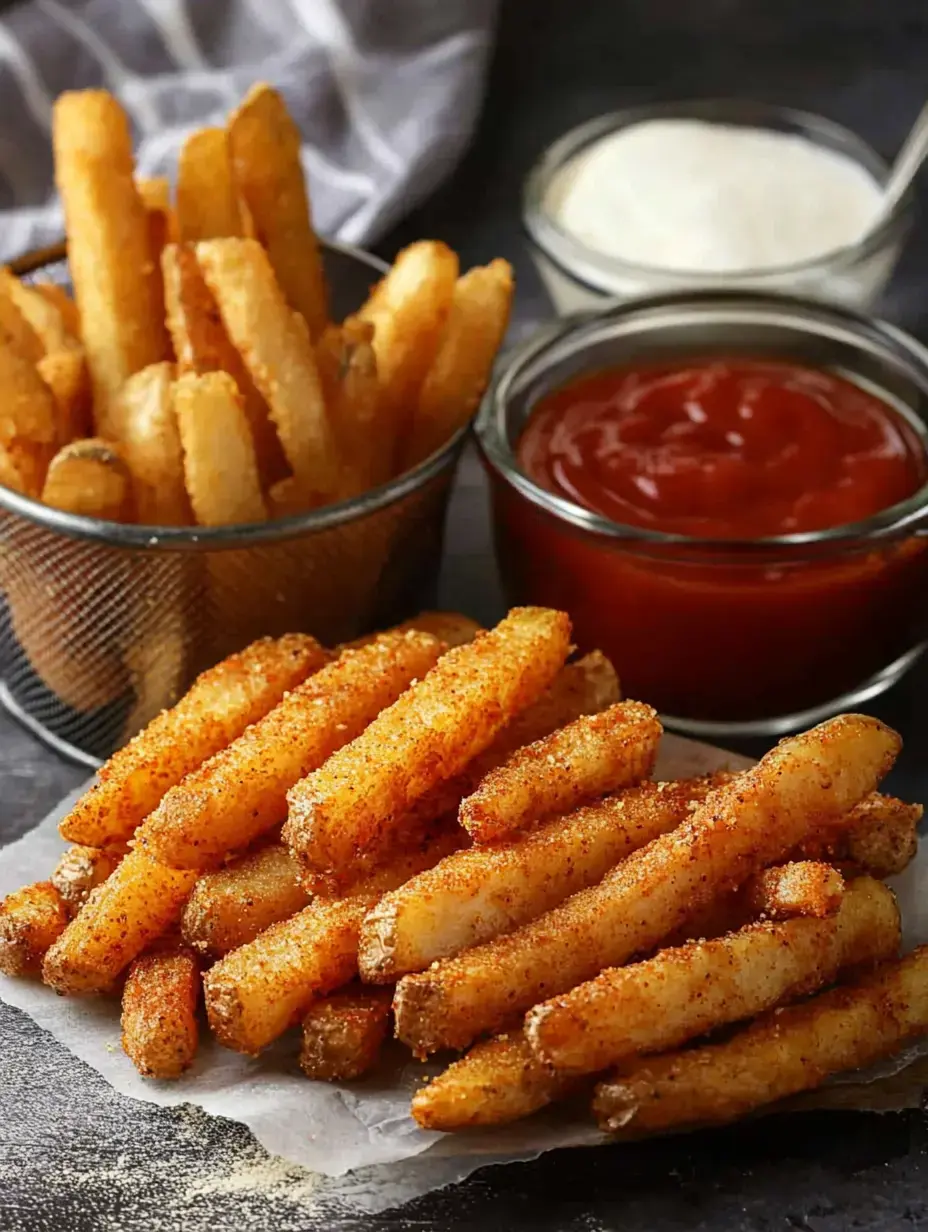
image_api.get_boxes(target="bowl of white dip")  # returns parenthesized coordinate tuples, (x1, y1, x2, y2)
(524, 100, 914, 314)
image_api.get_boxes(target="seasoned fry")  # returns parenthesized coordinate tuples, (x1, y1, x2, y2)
(357, 241, 458, 458)
(41, 437, 135, 521)
(52, 90, 169, 436)
(405, 259, 514, 467)
(42, 848, 198, 994)
(121, 943, 200, 1078)
(742, 860, 845, 920)
(59, 633, 328, 848)
(205, 826, 463, 1054)
(343, 611, 482, 652)
(594, 945, 928, 1134)
(0, 882, 69, 976)
(161, 243, 282, 484)
(393, 714, 900, 1054)
(227, 83, 328, 337)
(0, 283, 43, 362)
(197, 238, 340, 498)
(799, 793, 923, 878)
(172, 370, 267, 525)
(284, 607, 572, 873)
(360, 776, 725, 983)
(51, 844, 125, 914)
(526, 876, 899, 1075)
(37, 348, 92, 443)
(139, 631, 446, 869)
(300, 985, 393, 1081)
(412, 1031, 578, 1131)
(176, 127, 243, 242)
(32, 283, 82, 339)
(459, 701, 661, 844)
(115, 362, 189, 525)
(181, 843, 309, 958)
(316, 320, 383, 493)
(0, 335, 60, 495)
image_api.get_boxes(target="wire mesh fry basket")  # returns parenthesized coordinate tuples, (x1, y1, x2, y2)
(0, 242, 466, 765)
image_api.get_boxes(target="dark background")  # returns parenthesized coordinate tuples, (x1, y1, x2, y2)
(4, 1, 928, 1228)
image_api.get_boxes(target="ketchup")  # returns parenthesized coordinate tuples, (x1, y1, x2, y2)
(518, 360, 923, 539)
(494, 359, 928, 722)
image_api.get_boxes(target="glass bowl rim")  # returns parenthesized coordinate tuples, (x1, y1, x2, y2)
(523, 98, 915, 289)
(475, 289, 928, 554)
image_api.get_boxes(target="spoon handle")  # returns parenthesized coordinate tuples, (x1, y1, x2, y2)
(882, 99, 928, 213)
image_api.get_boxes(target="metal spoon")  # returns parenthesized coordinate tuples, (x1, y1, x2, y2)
(872, 98, 928, 221)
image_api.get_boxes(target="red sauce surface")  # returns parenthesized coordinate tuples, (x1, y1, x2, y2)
(518, 360, 923, 538)
(496, 359, 928, 722)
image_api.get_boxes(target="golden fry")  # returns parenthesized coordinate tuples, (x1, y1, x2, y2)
(52, 90, 169, 436)
(181, 843, 310, 958)
(204, 826, 462, 1054)
(594, 945, 928, 1134)
(412, 1031, 577, 1131)
(227, 83, 328, 337)
(460, 700, 661, 844)
(300, 985, 392, 1081)
(284, 607, 572, 874)
(393, 715, 900, 1054)
(741, 860, 845, 920)
(0, 882, 69, 976)
(176, 127, 243, 242)
(32, 283, 82, 339)
(37, 348, 92, 443)
(0, 268, 78, 356)
(525, 876, 899, 1075)
(59, 633, 328, 848)
(116, 362, 190, 525)
(0, 441, 26, 493)
(316, 319, 383, 493)
(343, 611, 482, 653)
(799, 793, 923, 878)
(51, 844, 125, 915)
(121, 943, 200, 1078)
(0, 283, 43, 363)
(172, 370, 267, 525)
(357, 241, 458, 460)
(0, 335, 60, 496)
(360, 776, 724, 983)
(197, 238, 340, 498)
(41, 437, 135, 521)
(42, 848, 198, 994)
(404, 259, 513, 467)
(139, 631, 444, 869)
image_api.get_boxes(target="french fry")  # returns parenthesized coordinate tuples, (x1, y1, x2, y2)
(342, 610, 482, 652)
(266, 475, 317, 518)
(300, 985, 393, 1081)
(32, 283, 82, 339)
(525, 876, 899, 1076)
(359, 776, 725, 983)
(136, 176, 171, 216)
(59, 633, 328, 848)
(356, 241, 458, 459)
(121, 942, 200, 1078)
(204, 825, 463, 1054)
(594, 945, 928, 1134)
(37, 348, 92, 443)
(172, 370, 267, 525)
(115, 362, 190, 525)
(741, 860, 845, 921)
(393, 714, 900, 1054)
(42, 848, 198, 994)
(404, 259, 514, 467)
(411, 1031, 578, 1131)
(316, 319, 383, 493)
(0, 283, 43, 362)
(197, 238, 340, 498)
(0, 335, 60, 495)
(227, 83, 328, 337)
(41, 437, 135, 521)
(459, 701, 661, 844)
(0, 882, 69, 976)
(0, 268, 79, 355)
(51, 844, 125, 915)
(139, 631, 446, 869)
(176, 127, 243, 242)
(180, 843, 310, 958)
(799, 793, 922, 878)
(161, 243, 283, 485)
(52, 90, 169, 436)
(0, 441, 28, 493)
(284, 607, 572, 874)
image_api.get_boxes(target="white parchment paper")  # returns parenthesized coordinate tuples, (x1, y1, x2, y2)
(2, 734, 926, 1213)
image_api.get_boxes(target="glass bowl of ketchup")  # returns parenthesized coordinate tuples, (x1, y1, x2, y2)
(476, 292, 928, 738)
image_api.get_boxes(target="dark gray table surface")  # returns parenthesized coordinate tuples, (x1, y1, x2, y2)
(4, 1, 928, 1227)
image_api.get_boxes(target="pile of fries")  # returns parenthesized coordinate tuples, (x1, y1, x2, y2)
(3, 606, 927, 1137)
(0, 83, 513, 524)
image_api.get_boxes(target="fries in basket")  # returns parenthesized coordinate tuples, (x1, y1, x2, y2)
(3, 604, 927, 1150)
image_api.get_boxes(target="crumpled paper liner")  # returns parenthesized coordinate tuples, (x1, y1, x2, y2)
(1, 734, 925, 1214)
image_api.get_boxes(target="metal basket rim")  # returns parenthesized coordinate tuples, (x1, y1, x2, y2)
(0, 237, 469, 552)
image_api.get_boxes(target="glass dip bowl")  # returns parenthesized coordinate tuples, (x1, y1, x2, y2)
(476, 291, 928, 739)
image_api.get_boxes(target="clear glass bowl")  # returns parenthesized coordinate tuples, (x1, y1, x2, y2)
(523, 100, 915, 315)
(476, 291, 928, 739)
